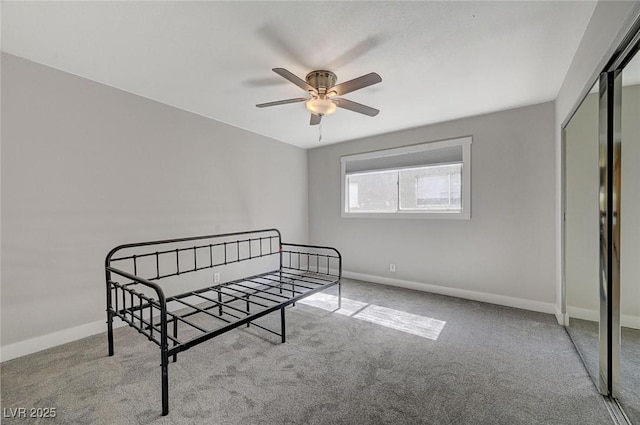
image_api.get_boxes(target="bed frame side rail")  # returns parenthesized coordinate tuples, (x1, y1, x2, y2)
(280, 242, 342, 308)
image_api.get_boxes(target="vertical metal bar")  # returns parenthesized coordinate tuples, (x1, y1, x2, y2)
(160, 304, 169, 416)
(114, 285, 119, 312)
(218, 290, 223, 316)
(121, 287, 126, 318)
(598, 72, 610, 397)
(561, 125, 567, 326)
(133, 255, 137, 276)
(611, 70, 622, 398)
(193, 246, 197, 271)
(175, 249, 180, 275)
(280, 307, 286, 343)
(246, 296, 251, 328)
(280, 240, 284, 295)
(224, 242, 227, 265)
(338, 254, 343, 310)
(237, 241, 240, 262)
(105, 270, 115, 356)
(209, 244, 213, 268)
(249, 238, 252, 259)
(156, 252, 160, 279)
(598, 70, 622, 397)
(149, 304, 154, 340)
(172, 318, 178, 363)
(139, 294, 144, 329)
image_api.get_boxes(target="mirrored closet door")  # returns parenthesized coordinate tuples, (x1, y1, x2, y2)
(564, 20, 640, 424)
(564, 79, 600, 386)
(618, 47, 640, 424)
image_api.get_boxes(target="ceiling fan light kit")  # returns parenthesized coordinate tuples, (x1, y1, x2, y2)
(256, 67, 381, 126)
(306, 97, 337, 116)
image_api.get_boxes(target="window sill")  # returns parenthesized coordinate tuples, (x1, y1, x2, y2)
(341, 210, 471, 220)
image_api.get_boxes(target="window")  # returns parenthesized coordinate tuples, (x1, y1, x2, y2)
(341, 137, 471, 219)
(402, 163, 462, 211)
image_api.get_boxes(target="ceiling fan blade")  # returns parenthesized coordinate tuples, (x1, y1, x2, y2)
(310, 113, 322, 126)
(329, 72, 381, 96)
(334, 98, 379, 117)
(256, 97, 308, 108)
(272, 68, 317, 94)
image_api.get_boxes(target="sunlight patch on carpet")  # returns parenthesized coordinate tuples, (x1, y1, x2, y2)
(299, 293, 445, 340)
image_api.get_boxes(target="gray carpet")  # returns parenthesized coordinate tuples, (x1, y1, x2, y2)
(1, 279, 612, 425)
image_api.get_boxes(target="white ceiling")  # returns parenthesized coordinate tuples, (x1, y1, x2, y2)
(2, 1, 597, 149)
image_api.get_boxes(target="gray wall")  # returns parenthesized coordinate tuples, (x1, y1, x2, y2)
(309, 102, 556, 308)
(0, 54, 309, 352)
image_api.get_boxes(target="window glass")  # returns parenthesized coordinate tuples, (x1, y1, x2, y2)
(400, 164, 462, 211)
(346, 170, 397, 213)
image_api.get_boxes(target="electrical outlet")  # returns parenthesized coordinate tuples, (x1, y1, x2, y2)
(214, 272, 220, 283)
(389, 264, 396, 272)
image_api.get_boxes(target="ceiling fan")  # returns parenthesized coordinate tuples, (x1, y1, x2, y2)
(256, 68, 382, 125)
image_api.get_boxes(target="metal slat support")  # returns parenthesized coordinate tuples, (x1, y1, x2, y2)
(280, 307, 286, 343)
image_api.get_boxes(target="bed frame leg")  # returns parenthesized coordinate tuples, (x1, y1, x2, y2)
(280, 307, 286, 343)
(161, 349, 169, 416)
(338, 280, 342, 310)
(107, 311, 114, 356)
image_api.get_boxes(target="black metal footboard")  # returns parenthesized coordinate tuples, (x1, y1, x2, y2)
(105, 229, 341, 416)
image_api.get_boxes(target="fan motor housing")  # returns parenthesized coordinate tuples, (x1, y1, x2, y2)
(306, 70, 337, 93)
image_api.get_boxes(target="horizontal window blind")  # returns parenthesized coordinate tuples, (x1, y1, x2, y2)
(344, 145, 462, 174)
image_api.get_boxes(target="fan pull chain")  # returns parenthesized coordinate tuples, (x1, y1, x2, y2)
(318, 121, 323, 143)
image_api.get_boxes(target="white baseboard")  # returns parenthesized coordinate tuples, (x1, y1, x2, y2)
(555, 306, 566, 326)
(0, 319, 125, 363)
(623, 314, 640, 330)
(342, 271, 557, 315)
(0, 294, 213, 363)
(566, 305, 640, 330)
(567, 306, 599, 323)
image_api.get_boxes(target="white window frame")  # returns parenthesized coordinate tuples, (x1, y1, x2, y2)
(340, 136, 472, 219)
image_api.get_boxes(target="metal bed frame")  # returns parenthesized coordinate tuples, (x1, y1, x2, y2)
(105, 229, 341, 416)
